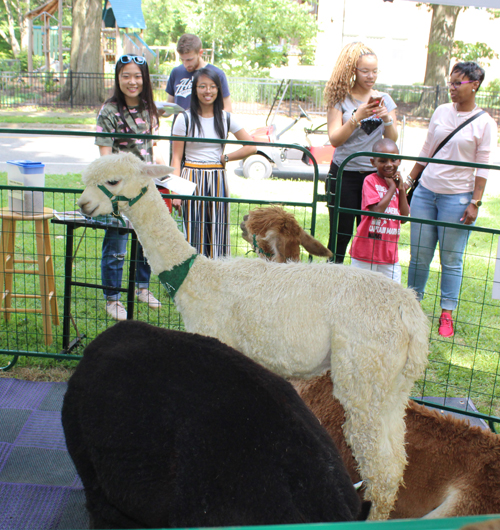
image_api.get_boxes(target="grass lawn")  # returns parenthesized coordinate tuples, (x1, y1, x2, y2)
(0, 171, 498, 421)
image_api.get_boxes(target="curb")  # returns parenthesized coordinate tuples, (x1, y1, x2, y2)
(0, 123, 95, 131)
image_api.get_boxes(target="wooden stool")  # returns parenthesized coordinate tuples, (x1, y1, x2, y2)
(0, 207, 59, 345)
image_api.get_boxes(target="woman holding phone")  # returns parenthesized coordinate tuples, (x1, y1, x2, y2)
(325, 42, 398, 263)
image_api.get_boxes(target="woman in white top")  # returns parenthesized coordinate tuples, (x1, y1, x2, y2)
(325, 42, 398, 263)
(406, 61, 497, 338)
(171, 68, 256, 258)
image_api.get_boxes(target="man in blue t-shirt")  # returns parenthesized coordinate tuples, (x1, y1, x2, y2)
(166, 34, 232, 111)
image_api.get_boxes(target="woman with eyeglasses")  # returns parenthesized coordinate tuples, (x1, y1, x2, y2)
(406, 61, 497, 338)
(324, 42, 398, 264)
(170, 67, 256, 258)
(95, 54, 166, 321)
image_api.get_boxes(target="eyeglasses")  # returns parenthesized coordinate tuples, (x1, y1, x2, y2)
(447, 80, 474, 88)
(119, 55, 146, 65)
(197, 84, 218, 92)
(356, 68, 379, 76)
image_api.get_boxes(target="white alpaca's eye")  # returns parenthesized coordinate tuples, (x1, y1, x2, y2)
(107, 180, 120, 186)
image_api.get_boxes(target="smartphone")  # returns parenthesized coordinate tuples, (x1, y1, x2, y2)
(368, 96, 382, 106)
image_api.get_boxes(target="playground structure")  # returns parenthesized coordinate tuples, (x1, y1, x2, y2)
(24, 0, 157, 75)
(25, 0, 67, 74)
(101, 0, 157, 70)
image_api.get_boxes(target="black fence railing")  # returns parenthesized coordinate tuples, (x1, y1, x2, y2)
(1, 71, 500, 125)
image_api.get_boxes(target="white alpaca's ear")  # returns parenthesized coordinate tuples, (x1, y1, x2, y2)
(142, 164, 175, 179)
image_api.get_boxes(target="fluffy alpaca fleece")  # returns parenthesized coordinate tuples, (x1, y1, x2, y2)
(293, 372, 500, 519)
(77, 152, 430, 520)
(62, 321, 368, 529)
(240, 205, 333, 262)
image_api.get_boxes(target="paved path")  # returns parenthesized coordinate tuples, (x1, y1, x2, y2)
(0, 114, 498, 195)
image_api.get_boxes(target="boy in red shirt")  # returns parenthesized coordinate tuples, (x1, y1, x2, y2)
(349, 138, 409, 283)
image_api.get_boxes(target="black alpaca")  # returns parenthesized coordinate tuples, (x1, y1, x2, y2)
(62, 321, 368, 529)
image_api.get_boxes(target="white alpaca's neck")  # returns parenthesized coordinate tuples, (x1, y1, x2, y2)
(120, 182, 197, 274)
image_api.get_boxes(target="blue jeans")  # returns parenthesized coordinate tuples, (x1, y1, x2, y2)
(101, 228, 151, 300)
(408, 184, 473, 311)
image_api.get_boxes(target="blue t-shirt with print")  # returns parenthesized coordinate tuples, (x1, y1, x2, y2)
(166, 64, 230, 110)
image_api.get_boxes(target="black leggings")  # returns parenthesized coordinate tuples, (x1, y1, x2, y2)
(327, 162, 373, 264)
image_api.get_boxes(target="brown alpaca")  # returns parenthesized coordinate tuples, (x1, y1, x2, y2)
(240, 205, 333, 262)
(293, 372, 500, 519)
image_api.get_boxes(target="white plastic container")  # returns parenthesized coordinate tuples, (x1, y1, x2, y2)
(7, 160, 45, 214)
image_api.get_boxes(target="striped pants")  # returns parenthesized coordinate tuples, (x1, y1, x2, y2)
(181, 162, 231, 259)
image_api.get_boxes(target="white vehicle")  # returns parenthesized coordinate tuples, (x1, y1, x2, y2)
(235, 66, 334, 181)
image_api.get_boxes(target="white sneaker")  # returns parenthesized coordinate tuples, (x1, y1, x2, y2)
(106, 300, 127, 321)
(136, 289, 161, 309)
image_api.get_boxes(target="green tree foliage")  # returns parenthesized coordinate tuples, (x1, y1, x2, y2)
(141, 0, 193, 48)
(452, 41, 499, 66)
(142, 0, 318, 71)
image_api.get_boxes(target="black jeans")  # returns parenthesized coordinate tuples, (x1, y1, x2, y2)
(327, 162, 373, 264)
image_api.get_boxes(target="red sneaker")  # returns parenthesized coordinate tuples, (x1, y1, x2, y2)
(439, 312, 454, 337)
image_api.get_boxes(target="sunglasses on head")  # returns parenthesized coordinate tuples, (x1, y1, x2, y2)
(119, 55, 146, 65)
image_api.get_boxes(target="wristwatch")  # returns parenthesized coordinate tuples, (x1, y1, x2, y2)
(223, 154, 229, 163)
(470, 199, 482, 207)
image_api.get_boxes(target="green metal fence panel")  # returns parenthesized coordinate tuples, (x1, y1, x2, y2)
(0, 186, 320, 369)
(224, 516, 500, 530)
(0, 127, 323, 373)
(1, 129, 500, 430)
(328, 152, 500, 423)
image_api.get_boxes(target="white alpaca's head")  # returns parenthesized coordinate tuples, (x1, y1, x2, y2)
(77, 152, 173, 217)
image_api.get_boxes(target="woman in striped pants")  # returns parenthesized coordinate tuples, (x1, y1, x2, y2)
(171, 68, 256, 258)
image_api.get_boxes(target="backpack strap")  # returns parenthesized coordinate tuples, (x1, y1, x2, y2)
(226, 111, 231, 139)
(180, 111, 189, 167)
(221, 111, 231, 158)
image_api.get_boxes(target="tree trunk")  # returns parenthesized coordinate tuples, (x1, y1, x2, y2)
(60, 0, 104, 104)
(413, 4, 461, 118)
(2, 0, 21, 57)
(19, 0, 29, 51)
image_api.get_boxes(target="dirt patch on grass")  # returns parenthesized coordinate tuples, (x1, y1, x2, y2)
(0, 365, 75, 382)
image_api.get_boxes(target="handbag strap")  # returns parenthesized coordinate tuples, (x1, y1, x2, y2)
(431, 109, 486, 159)
(414, 109, 486, 184)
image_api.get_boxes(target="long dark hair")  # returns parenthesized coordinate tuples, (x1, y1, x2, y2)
(189, 68, 225, 139)
(105, 54, 159, 133)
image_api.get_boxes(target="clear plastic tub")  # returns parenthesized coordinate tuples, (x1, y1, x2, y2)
(7, 160, 45, 214)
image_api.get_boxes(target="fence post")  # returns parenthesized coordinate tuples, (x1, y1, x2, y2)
(289, 80, 293, 117)
(434, 84, 440, 110)
(70, 70, 73, 109)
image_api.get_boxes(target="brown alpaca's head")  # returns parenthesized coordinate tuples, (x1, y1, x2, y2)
(240, 206, 333, 263)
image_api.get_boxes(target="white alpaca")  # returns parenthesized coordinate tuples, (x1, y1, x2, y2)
(77, 152, 429, 520)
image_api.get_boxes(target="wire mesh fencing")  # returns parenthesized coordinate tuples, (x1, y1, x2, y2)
(328, 153, 500, 422)
(0, 129, 499, 428)
(0, 182, 498, 425)
(0, 185, 318, 371)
